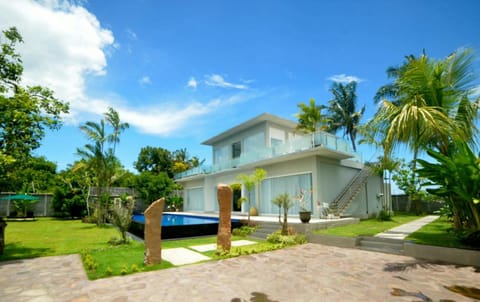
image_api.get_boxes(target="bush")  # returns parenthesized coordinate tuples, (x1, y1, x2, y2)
(266, 230, 306, 246)
(232, 225, 257, 237)
(377, 209, 392, 221)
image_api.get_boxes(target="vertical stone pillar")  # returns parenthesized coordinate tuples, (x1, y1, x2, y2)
(0, 218, 6, 255)
(217, 184, 232, 252)
(144, 198, 165, 265)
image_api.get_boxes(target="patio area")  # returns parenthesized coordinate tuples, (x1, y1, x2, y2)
(1, 243, 478, 301)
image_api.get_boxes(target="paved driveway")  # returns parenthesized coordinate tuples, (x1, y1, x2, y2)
(1, 243, 478, 301)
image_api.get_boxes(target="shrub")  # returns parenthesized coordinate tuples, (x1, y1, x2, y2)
(377, 209, 392, 221)
(232, 225, 257, 237)
(266, 230, 306, 247)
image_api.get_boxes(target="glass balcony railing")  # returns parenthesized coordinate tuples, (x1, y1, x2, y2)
(174, 131, 356, 179)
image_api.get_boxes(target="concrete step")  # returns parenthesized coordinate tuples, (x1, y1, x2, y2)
(358, 236, 404, 255)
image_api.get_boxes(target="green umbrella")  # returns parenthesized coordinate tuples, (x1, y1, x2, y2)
(0, 194, 39, 201)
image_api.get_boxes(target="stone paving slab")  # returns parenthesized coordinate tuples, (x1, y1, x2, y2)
(162, 247, 210, 266)
(190, 239, 256, 252)
(1, 243, 479, 301)
(376, 215, 440, 240)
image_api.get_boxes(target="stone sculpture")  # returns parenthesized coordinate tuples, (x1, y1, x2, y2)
(144, 198, 165, 265)
(217, 184, 232, 252)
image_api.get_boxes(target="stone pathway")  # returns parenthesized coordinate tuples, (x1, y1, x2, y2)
(1, 243, 479, 301)
(375, 215, 440, 240)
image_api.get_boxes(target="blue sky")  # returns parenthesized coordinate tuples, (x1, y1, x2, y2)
(1, 0, 480, 182)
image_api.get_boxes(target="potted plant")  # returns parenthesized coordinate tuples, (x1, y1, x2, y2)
(295, 189, 312, 223)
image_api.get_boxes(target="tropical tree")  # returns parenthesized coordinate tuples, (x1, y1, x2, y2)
(77, 108, 129, 225)
(295, 98, 329, 134)
(327, 81, 365, 152)
(236, 168, 267, 224)
(134, 146, 173, 176)
(272, 193, 294, 235)
(134, 171, 175, 204)
(367, 49, 480, 169)
(417, 144, 480, 246)
(0, 27, 69, 191)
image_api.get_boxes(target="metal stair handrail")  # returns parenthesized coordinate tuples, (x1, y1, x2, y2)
(329, 166, 371, 215)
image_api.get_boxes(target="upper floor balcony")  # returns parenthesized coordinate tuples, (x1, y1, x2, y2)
(174, 131, 357, 180)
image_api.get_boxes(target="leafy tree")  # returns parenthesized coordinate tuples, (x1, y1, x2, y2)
(110, 195, 135, 244)
(1, 156, 58, 193)
(51, 185, 86, 219)
(134, 146, 173, 176)
(236, 168, 267, 224)
(0, 27, 69, 191)
(417, 144, 480, 246)
(327, 81, 365, 152)
(392, 161, 428, 214)
(77, 108, 129, 225)
(295, 98, 329, 134)
(134, 171, 175, 205)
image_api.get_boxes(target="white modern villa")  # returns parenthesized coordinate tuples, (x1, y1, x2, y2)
(175, 113, 386, 218)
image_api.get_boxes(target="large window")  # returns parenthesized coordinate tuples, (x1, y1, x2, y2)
(232, 141, 241, 158)
(260, 173, 312, 215)
(186, 187, 204, 211)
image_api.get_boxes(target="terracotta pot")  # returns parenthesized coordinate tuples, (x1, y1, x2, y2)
(249, 207, 258, 216)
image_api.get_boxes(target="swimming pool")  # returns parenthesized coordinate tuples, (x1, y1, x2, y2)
(129, 213, 241, 239)
(132, 213, 220, 226)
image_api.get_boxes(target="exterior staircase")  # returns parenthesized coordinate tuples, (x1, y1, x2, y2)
(357, 236, 404, 255)
(329, 166, 372, 217)
(249, 221, 281, 240)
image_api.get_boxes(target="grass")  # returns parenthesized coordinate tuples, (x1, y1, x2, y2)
(1, 218, 118, 261)
(406, 216, 471, 249)
(314, 214, 423, 237)
(1, 217, 290, 280)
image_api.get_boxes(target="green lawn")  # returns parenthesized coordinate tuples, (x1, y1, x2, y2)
(0, 218, 287, 280)
(1, 218, 118, 260)
(406, 216, 470, 249)
(314, 214, 423, 237)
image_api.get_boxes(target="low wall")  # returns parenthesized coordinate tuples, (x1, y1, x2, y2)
(404, 242, 480, 267)
(307, 234, 359, 248)
(0, 193, 53, 217)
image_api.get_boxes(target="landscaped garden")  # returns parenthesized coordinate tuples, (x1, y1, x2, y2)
(0, 218, 302, 280)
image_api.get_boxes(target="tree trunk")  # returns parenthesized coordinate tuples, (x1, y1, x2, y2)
(281, 206, 288, 235)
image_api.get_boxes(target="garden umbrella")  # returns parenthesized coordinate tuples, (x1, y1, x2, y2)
(0, 194, 39, 217)
(0, 194, 39, 201)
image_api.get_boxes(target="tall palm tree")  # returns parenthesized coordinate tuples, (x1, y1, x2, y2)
(368, 48, 479, 166)
(295, 98, 329, 134)
(327, 81, 365, 152)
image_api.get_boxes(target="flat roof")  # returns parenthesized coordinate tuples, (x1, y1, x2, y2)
(202, 113, 298, 145)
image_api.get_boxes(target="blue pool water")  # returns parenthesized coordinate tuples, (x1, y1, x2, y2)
(132, 213, 219, 226)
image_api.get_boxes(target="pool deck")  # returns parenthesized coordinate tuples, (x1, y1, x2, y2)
(1, 243, 478, 301)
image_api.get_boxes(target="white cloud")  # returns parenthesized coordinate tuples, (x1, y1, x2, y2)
(0, 1, 256, 137)
(139, 76, 151, 85)
(205, 74, 248, 89)
(0, 0, 114, 121)
(186, 77, 198, 89)
(328, 74, 364, 83)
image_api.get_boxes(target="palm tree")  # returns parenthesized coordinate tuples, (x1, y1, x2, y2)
(327, 81, 365, 152)
(368, 48, 479, 165)
(295, 98, 329, 134)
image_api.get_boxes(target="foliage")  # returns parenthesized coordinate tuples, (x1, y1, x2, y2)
(232, 225, 257, 237)
(166, 193, 183, 211)
(326, 81, 365, 152)
(314, 214, 423, 237)
(77, 107, 129, 225)
(134, 171, 175, 204)
(417, 144, 480, 233)
(52, 187, 86, 218)
(11, 199, 37, 217)
(109, 195, 135, 243)
(392, 160, 429, 214)
(134, 146, 173, 176)
(367, 49, 479, 167)
(377, 209, 392, 221)
(0, 27, 69, 191)
(236, 168, 267, 224)
(271, 193, 294, 235)
(295, 98, 329, 134)
(266, 230, 307, 247)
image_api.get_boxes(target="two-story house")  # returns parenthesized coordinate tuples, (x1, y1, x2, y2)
(175, 113, 385, 218)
